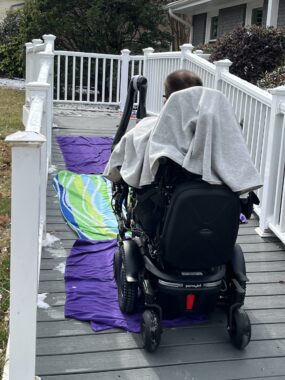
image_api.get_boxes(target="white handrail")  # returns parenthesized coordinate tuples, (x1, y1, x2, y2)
(221, 71, 272, 107)
(5, 34, 56, 380)
(6, 36, 285, 379)
(55, 50, 121, 59)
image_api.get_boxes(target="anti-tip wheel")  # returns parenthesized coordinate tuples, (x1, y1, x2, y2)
(228, 308, 251, 349)
(141, 309, 161, 353)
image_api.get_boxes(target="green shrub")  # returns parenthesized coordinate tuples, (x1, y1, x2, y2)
(257, 65, 285, 89)
(0, 38, 25, 78)
(0, 11, 25, 78)
(193, 42, 216, 54)
(209, 25, 285, 84)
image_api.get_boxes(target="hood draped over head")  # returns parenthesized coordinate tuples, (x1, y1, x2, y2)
(104, 87, 262, 194)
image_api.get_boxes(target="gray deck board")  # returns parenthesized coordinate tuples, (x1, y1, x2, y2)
(36, 108, 285, 379)
(35, 340, 285, 376)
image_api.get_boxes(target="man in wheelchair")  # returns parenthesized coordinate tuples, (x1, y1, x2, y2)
(104, 70, 262, 352)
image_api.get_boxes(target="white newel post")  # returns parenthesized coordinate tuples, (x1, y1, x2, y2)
(5, 131, 46, 380)
(25, 43, 34, 83)
(214, 59, 232, 90)
(142, 47, 154, 79)
(142, 47, 154, 112)
(180, 43, 193, 68)
(26, 83, 49, 243)
(258, 86, 285, 234)
(120, 49, 130, 111)
(40, 34, 56, 162)
(31, 39, 43, 80)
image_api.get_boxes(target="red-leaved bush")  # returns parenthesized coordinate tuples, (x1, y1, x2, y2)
(209, 25, 285, 84)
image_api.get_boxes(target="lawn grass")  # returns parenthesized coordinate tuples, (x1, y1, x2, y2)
(0, 87, 24, 376)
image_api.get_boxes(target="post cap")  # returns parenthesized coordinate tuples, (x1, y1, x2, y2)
(5, 130, 46, 145)
(143, 47, 154, 55)
(214, 59, 232, 67)
(180, 43, 194, 53)
(121, 49, 131, 54)
(269, 85, 285, 96)
(42, 34, 56, 42)
(32, 39, 43, 45)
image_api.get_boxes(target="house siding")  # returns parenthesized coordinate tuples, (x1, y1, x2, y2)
(263, 0, 285, 27)
(192, 13, 207, 45)
(277, 0, 285, 27)
(262, 0, 268, 26)
(217, 4, 247, 37)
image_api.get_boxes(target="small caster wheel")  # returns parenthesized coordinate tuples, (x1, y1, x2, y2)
(228, 308, 251, 349)
(141, 309, 161, 352)
(118, 246, 137, 313)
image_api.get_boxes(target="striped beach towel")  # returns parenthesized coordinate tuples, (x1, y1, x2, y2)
(53, 170, 118, 240)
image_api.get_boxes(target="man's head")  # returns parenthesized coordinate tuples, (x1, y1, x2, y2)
(164, 70, 203, 100)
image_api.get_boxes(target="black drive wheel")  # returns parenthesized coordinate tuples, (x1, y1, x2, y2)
(228, 308, 251, 349)
(118, 247, 137, 313)
(141, 309, 161, 352)
(113, 249, 121, 284)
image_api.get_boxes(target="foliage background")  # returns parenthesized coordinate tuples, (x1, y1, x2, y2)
(0, 0, 172, 78)
(209, 25, 285, 85)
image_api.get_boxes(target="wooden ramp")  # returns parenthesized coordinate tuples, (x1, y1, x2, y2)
(36, 108, 285, 379)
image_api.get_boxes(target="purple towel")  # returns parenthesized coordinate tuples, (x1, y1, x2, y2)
(65, 239, 205, 333)
(57, 136, 113, 174)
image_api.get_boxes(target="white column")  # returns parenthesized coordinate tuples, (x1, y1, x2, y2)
(37, 52, 55, 161)
(142, 47, 154, 113)
(43, 33, 56, 53)
(26, 83, 49, 241)
(119, 49, 130, 111)
(25, 42, 34, 107)
(180, 43, 194, 68)
(142, 47, 154, 78)
(214, 59, 232, 90)
(31, 39, 43, 80)
(5, 131, 46, 380)
(258, 86, 285, 234)
(25, 42, 34, 84)
(266, 0, 279, 27)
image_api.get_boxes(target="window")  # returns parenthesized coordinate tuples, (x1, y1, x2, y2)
(210, 16, 218, 40)
(251, 7, 263, 26)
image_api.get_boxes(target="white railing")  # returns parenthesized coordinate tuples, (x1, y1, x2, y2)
(142, 44, 285, 244)
(258, 87, 285, 241)
(143, 44, 215, 114)
(5, 34, 56, 380)
(5, 36, 285, 379)
(53, 49, 144, 109)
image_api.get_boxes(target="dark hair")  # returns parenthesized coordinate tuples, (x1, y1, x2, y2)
(164, 70, 203, 99)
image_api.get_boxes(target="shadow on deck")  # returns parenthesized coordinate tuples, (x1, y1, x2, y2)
(36, 107, 285, 379)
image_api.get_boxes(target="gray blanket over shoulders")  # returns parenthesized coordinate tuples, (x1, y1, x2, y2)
(103, 87, 262, 194)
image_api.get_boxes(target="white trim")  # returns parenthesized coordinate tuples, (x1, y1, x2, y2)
(205, 10, 218, 43)
(168, 0, 265, 16)
(245, 0, 263, 26)
(167, 0, 211, 12)
(266, 0, 279, 27)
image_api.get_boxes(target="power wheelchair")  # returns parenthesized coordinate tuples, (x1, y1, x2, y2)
(112, 76, 251, 352)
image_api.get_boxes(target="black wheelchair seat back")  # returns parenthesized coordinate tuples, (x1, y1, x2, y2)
(160, 180, 240, 271)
